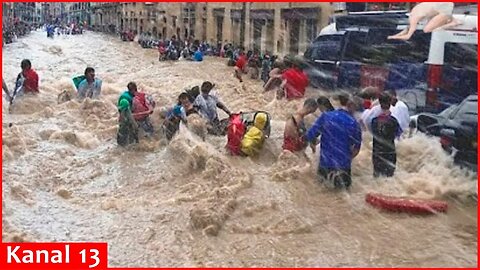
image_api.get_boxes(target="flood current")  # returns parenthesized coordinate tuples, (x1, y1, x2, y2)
(2, 30, 477, 267)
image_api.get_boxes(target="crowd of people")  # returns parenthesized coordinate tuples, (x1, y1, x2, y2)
(2, 21, 35, 46)
(230, 49, 309, 101)
(46, 23, 85, 38)
(2, 19, 87, 46)
(155, 36, 238, 62)
(4, 52, 411, 192)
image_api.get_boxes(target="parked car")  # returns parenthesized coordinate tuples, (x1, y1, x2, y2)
(304, 11, 478, 114)
(410, 95, 477, 170)
(409, 102, 459, 136)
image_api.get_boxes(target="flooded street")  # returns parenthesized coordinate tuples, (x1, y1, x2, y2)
(2, 30, 478, 267)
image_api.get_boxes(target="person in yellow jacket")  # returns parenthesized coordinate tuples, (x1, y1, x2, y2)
(241, 112, 268, 156)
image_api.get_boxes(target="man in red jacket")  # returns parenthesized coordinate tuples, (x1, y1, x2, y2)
(234, 50, 247, 83)
(279, 58, 308, 100)
(16, 59, 39, 95)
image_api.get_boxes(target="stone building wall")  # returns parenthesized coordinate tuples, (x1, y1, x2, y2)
(91, 2, 336, 56)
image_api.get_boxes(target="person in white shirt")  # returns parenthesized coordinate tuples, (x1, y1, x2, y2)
(389, 90, 410, 133)
(193, 81, 231, 135)
(361, 90, 410, 134)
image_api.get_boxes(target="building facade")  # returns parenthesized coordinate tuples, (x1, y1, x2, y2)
(90, 3, 121, 33)
(91, 2, 335, 56)
(41, 2, 64, 24)
(204, 2, 334, 56)
(2, 3, 38, 25)
(3, 3, 13, 28)
(64, 2, 92, 25)
(90, 2, 476, 55)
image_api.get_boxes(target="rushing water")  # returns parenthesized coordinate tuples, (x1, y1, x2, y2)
(2, 30, 477, 267)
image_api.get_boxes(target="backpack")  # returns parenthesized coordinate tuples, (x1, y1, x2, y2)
(242, 111, 271, 138)
(132, 92, 152, 120)
(226, 113, 246, 155)
(72, 75, 86, 90)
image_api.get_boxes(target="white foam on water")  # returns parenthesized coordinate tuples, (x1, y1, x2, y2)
(2, 30, 477, 267)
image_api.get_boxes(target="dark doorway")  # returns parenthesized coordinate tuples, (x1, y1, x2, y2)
(216, 16, 223, 43)
(289, 20, 300, 55)
(253, 20, 262, 52)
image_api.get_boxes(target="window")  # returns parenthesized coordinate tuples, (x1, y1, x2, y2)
(439, 104, 458, 118)
(391, 32, 430, 63)
(308, 35, 343, 61)
(453, 99, 478, 122)
(305, 19, 317, 44)
(343, 31, 367, 62)
(332, 2, 346, 11)
(444, 43, 478, 71)
(343, 29, 430, 64)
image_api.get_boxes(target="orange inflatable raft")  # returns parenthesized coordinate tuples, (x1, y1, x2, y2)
(366, 193, 448, 214)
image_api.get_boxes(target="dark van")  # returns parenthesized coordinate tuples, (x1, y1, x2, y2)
(303, 11, 478, 114)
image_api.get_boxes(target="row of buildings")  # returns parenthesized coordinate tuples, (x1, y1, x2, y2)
(89, 2, 415, 56)
(91, 2, 345, 56)
(3, 2, 417, 56)
(2, 3, 41, 28)
(2, 2, 92, 27)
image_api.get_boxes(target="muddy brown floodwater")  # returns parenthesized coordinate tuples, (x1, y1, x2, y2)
(2, 30, 478, 267)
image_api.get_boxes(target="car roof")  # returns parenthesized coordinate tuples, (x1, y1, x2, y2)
(335, 12, 409, 31)
(334, 12, 477, 32)
(466, 95, 478, 101)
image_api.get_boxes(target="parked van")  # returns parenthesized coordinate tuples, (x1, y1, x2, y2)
(304, 10, 478, 113)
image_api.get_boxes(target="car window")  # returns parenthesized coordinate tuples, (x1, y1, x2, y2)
(444, 43, 478, 71)
(439, 104, 458, 118)
(342, 30, 430, 64)
(309, 35, 343, 61)
(452, 99, 478, 122)
(343, 31, 367, 62)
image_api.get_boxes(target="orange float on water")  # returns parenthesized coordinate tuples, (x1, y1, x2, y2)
(366, 193, 448, 214)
